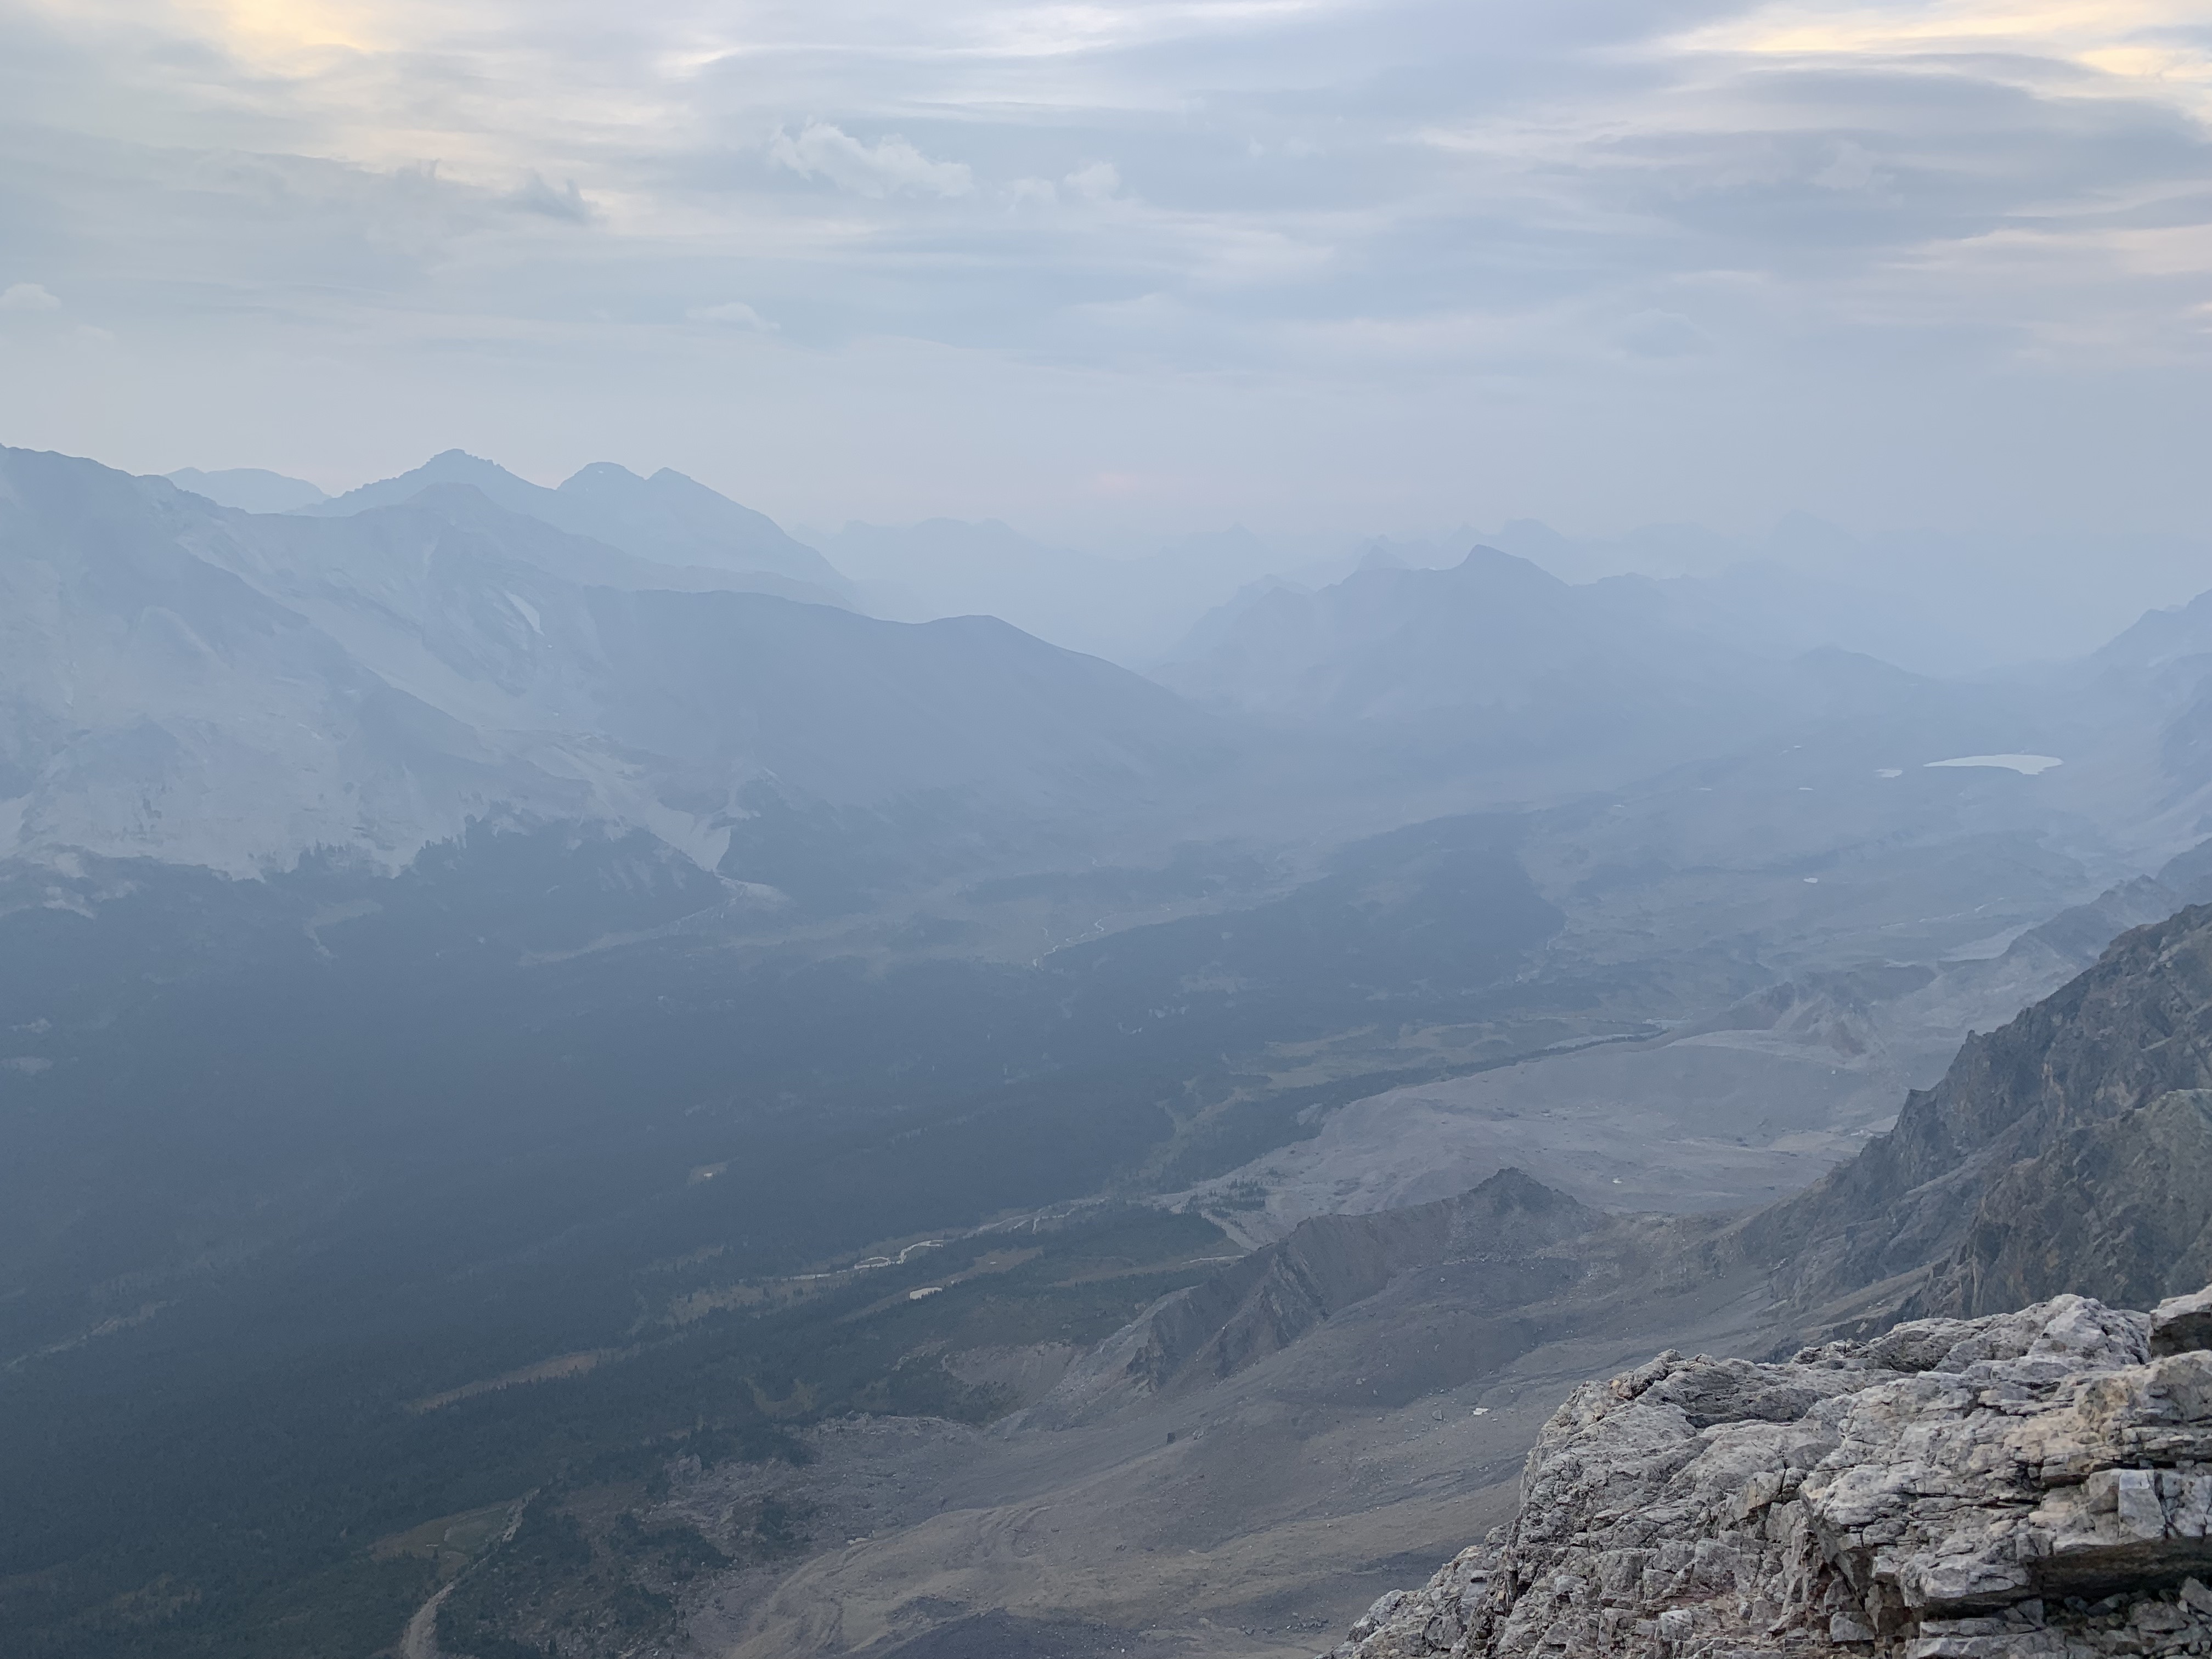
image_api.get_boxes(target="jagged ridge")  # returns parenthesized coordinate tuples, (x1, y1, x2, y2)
(1731, 902, 2212, 1331)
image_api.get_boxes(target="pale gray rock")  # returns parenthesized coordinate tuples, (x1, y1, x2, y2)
(1323, 1291, 2212, 1658)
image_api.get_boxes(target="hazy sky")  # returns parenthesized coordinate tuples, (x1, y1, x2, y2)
(1, 0, 2207, 541)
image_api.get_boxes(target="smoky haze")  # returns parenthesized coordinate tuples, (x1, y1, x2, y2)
(5, 7, 2212, 1659)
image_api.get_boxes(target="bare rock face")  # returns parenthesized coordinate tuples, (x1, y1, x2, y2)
(1324, 1289, 2212, 1658)
(1731, 905, 2212, 1333)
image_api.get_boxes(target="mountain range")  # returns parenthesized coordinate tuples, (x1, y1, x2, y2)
(2, 447, 1226, 877)
(7, 443, 2205, 890)
(5, 439, 2212, 1659)
(1159, 541, 2212, 865)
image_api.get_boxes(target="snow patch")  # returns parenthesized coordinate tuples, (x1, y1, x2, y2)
(505, 592, 543, 635)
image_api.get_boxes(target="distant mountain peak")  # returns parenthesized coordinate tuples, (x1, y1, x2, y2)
(2095, 586, 2212, 671)
(417, 449, 514, 478)
(303, 450, 538, 518)
(300, 451, 852, 595)
(560, 460, 642, 486)
(1449, 543, 1565, 586)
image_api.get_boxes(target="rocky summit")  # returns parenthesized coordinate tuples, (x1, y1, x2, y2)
(1327, 1288, 2212, 1658)
(1313, 905, 2212, 1659)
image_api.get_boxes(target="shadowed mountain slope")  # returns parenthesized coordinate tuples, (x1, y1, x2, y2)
(1029, 1170, 1601, 1425)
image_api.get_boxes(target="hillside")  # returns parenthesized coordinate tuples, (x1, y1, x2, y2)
(0, 447, 1231, 878)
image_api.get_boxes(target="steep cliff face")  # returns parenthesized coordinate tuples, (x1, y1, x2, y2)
(1948, 1090, 2212, 1319)
(1327, 1290, 2212, 1658)
(1733, 902, 2212, 1331)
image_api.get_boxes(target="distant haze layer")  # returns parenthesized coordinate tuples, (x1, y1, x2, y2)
(168, 459, 2212, 674)
(0, 0, 2205, 557)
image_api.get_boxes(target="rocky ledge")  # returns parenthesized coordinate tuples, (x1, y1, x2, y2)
(1326, 1287, 2212, 1658)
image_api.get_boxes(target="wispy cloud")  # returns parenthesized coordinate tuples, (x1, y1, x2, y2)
(688, 300, 776, 329)
(769, 122, 974, 198)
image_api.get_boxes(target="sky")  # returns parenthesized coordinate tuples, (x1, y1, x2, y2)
(0, 0, 2208, 546)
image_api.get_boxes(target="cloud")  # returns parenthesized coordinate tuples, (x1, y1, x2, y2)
(1677, 0, 2212, 121)
(508, 173, 597, 223)
(1811, 141, 1884, 194)
(1063, 162, 1122, 200)
(0, 0, 2205, 544)
(688, 301, 775, 330)
(0, 283, 60, 311)
(769, 123, 973, 199)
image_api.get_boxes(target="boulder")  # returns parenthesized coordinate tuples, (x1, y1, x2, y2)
(2152, 1286, 2212, 1359)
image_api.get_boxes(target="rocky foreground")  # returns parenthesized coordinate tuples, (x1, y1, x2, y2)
(1327, 1287, 2212, 1658)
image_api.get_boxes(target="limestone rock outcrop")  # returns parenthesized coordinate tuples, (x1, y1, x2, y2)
(1325, 1289, 2212, 1658)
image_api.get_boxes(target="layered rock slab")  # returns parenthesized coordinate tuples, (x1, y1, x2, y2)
(1325, 1290, 2212, 1657)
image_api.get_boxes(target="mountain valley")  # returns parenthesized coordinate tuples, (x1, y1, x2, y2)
(1, 444, 2209, 1659)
